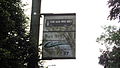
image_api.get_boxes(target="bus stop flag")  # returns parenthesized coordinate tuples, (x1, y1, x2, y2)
(42, 13, 76, 59)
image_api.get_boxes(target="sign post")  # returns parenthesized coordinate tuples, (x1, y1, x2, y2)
(42, 13, 76, 59)
(29, 0, 41, 68)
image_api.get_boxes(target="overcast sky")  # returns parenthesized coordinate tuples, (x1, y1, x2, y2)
(22, 0, 120, 68)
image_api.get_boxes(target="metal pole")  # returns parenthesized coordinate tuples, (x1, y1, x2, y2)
(28, 0, 41, 68)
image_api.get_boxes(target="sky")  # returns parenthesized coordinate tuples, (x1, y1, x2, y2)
(22, 0, 120, 68)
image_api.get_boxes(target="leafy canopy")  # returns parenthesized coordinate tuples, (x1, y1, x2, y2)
(0, 0, 33, 68)
(97, 0, 120, 68)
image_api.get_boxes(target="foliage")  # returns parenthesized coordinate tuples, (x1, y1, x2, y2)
(97, 26, 120, 46)
(108, 0, 120, 20)
(97, 0, 120, 68)
(97, 26, 120, 68)
(0, 0, 36, 68)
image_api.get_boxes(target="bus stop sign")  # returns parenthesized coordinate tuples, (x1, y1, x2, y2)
(42, 13, 76, 59)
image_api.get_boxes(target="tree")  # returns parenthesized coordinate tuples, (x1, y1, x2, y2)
(97, 26, 120, 68)
(97, 0, 120, 68)
(0, 0, 37, 68)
